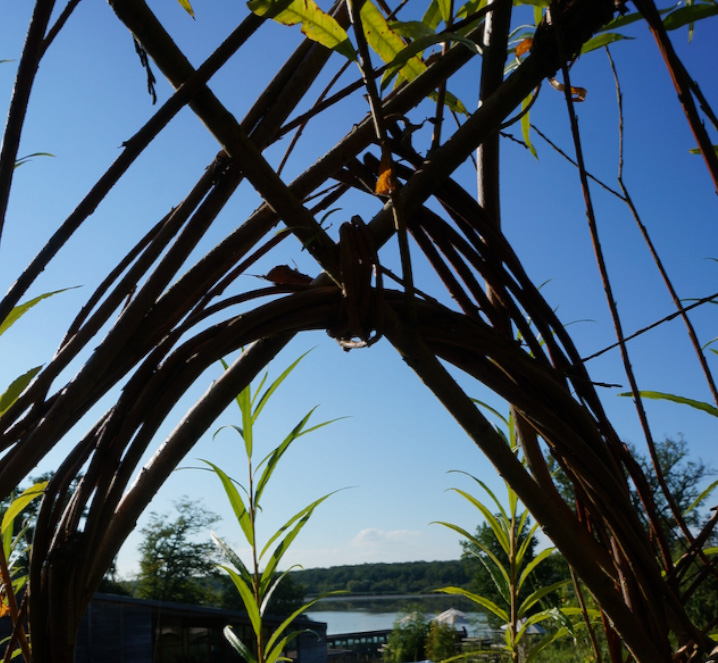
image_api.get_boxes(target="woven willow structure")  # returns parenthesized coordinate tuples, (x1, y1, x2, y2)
(1, 0, 717, 661)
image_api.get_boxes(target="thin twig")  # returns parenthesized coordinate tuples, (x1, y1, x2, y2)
(348, 0, 416, 319)
(559, 37, 680, 613)
(0, 0, 56, 251)
(606, 46, 718, 409)
(581, 290, 718, 362)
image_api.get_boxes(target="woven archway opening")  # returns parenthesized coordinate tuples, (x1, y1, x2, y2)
(1, 1, 717, 661)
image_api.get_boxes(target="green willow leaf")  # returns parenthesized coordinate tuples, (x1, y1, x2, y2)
(523, 627, 570, 663)
(224, 625, 259, 663)
(580, 32, 633, 54)
(436, 585, 509, 622)
(689, 145, 718, 157)
(422, 0, 443, 31)
(203, 460, 254, 546)
(389, 20, 436, 40)
(684, 479, 718, 516)
(618, 390, 718, 417)
(517, 580, 571, 617)
(255, 407, 317, 505)
(521, 94, 537, 158)
(177, 0, 195, 18)
(361, 0, 425, 83)
(14, 152, 55, 169)
(437, 0, 452, 23)
(663, 3, 718, 30)
(515, 520, 541, 571)
(212, 532, 253, 585)
(222, 566, 261, 635)
(0, 287, 77, 337)
(517, 546, 556, 592)
(265, 591, 345, 654)
(0, 366, 42, 418)
(1, 482, 48, 538)
(247, 0, 356, 60)
(448, 488, 510, 553)
(380, 31, 480, 90)
(456, 0, 485, 21)
(252, 350, 310, 423)
(259, 490, 339, 562)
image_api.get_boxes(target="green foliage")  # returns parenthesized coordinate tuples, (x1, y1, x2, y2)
(383, 609, 429, 663)
(207, 353, 342, 663)
(247, 0, 356, 61)
(436, 469, 579, 661)
(0, 288, 77, 419)
(619, 389, 718, 418)
(425, 620, 458, 662)
(175, 0, 194, 18)
(1, 482, 47, 661)
(134, 496, 221, 604)
(218, 571, 306, 616)
(292, 560, 470, 595)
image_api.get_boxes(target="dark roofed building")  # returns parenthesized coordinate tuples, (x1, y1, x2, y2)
(71, 593, 328, 663)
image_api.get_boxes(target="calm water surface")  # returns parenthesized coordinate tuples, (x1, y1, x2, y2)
(306, 609, 487, 636)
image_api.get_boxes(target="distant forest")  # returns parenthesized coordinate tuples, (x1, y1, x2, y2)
(290, 560, 470, 596)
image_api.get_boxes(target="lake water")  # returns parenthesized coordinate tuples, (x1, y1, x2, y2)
(306, 609, 488, 636)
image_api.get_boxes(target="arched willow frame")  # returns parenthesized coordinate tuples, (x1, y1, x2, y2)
(1, 0, 717, 661)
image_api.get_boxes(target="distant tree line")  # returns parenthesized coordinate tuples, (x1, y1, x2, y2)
(290, 560, 470, 596)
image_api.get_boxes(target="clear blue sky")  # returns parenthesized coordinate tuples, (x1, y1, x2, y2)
(1, 2, 717, 579)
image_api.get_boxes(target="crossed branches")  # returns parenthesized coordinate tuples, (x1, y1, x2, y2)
(1, 1, 716, 661)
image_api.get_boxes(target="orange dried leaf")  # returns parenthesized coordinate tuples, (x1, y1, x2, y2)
(570, 86, 587, 102)
(265, 265, 313, 285)
(0, 602, 10, 618)
(516, 38, 532, 58)
(375, 150, 398, 195)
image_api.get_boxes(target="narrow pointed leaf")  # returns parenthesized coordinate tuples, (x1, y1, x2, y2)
(380, 32, 479, 90)
(253, 351, 311, 423)
(361, 0, 425, 83)
(266, 591, 345, 653)
(203, 460, 254, 546)
(471, 399, 510, 428)
(517, 579, 571, 617)
(517, 545, 554, 591)
(524, 627, 570, 663)
(177, 0, 195, 18)
(580, 33, 632, 54)
(521, 93, 537, 158)
(663, 3, 718, 30)
(690, 145, 718, 157)
(224, 625, 258, 663)
(221, 565, 261, 635)
(618, 390, 718, 418)
(437, 0, 451, 23)
(450, 471, 509, 521)
(0, 366, 42, 418)
(448, 488, 509, 552)
(260, 491, 339, 560)
(1, 482, 47, 537)
(684, 478, 718, 516)
(436, 586, 509, 622)
(261, 512, 314, 593)
(422, 0, 442, 31)
(260, 566, 300, 616)
(255, 408, 318, 504)
(212, 532, 253, 585)
(0, 288, 77, 337)
(266, 633, 298, 663)
(248, 0, 356, 60)
(514, 517, 539, 570)
(389, 20, 436, 39)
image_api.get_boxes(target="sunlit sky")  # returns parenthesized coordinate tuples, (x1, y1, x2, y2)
(1, 2, 717, 579)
